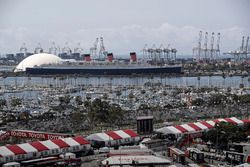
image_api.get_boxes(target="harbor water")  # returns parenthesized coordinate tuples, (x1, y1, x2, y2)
(1, 75, 249, 88)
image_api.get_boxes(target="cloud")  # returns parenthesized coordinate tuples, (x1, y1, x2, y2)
(0, 23, 249, 57)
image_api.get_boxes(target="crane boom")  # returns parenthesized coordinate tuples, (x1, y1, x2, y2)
(245, 36, 249, 53)
(241, 36, 245, 52)
(203, 32, 208, 50)
(216, 33, 220, 51)
(210, 32, 215, 60)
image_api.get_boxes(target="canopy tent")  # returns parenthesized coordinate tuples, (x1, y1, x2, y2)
(86, 129, 140, 146)
(156, 117, 247, 135)
(0, 136, 89, 157)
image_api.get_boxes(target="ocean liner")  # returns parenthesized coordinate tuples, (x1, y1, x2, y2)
(15, 53, 182, 76)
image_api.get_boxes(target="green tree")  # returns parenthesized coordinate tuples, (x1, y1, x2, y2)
(59, 95, 72, 105)
(103, 93, 109, 100)
(238, 94, 250, 104)
(71, 109, 86, 131)
(84, 100, 91, 109)
(191, 98, 205, 106)
(10, 98, 22, 108)
(86, 94, 91, 100)
(0, 99, 7, 109)
(85, 98, 124, 128)
(18, 111, 31, 121)
(41, 111, 54, 120)
(128, 92, 134, 99)
(75, 96, 83, 106)
(202, 122, 247, 150)
(108, 104, 123, 126)
(140, 89, 146, 94)
(116, 90, 122, 97)
(4, 114, 16, 122)
(209, 93, 225, 105)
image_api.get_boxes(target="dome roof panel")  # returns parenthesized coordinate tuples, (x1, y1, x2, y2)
(15, 53, 62, 72)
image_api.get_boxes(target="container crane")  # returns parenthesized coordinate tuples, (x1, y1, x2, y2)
(224, 36, 249, 63)
(99, 37, 108, 60)
(142, 44, 148, 59)
(90, 38, 99, 59)
(74, 42, 83, 54)
(151, 44, 157, 62)
(209, 32, 215, 60)
(20, 43, 28, 55)
(203, 32, 208, 61)
(156, 44, 163, 61)
(34, 43, 43, 54)
(245, 36, 249, 53)
(164, 44, 171, 61)
(49, 42, 57, 55)
(244, 36, 249, 60)
(215, 33, 221, 59)
(72, 42, 84, 60)
(171, 48, 177, 62)
(62, 42, 72, 55)
(239, 36, 245, 62)
(146, 46, 153, 60)
(193, 31, 203, 62)
(240, 36, 245, 53)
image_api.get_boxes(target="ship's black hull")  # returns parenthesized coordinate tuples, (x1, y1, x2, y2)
(25, 66, 182, 76)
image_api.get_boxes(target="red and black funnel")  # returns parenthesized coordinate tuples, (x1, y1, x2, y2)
(107, 53, 113, 62)
(130, 52, 137, 62)
(84, 54, 91, 62)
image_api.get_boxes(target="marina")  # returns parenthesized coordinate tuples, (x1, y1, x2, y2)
(1, 75, 249, 90)
(0, 0, 250, 166)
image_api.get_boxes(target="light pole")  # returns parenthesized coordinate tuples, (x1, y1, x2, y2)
(216, 124, 219, 155)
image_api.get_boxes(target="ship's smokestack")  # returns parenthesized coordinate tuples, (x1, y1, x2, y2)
(107, 53, 113, 62)
(84, 54, 91, 62)
(130, 52, 137, 62)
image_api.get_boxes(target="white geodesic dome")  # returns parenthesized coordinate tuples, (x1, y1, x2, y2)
(15, 53, 62, 72)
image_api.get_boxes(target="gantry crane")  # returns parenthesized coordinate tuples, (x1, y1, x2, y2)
(224, 36, 250, 63)
(215, 33, 221, 59)
(90, 38, 99, 59)
(203, 32, 208, 60)
(209, 32, 215, 60)
(193, 31, 203, 62)
(34, 43, 43, 54)
(62, 42, 72, 55)
(20, 43, 28, 55)
(49, 42, 57, 55)
(74, 42, 83, 54)
(99, 37, 108, 60)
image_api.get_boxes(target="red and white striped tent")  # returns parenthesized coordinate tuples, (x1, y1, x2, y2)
(0, 129, 73, 141)
(0, 136, 90, 163)
(87, 129, 140, 146)
(156, 117, 246, 135)
(242, 119, 250, 124)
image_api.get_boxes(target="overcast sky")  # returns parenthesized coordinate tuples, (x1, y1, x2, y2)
(0, 0, 249, 56)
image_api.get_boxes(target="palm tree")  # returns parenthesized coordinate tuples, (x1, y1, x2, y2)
(75, 96, 83, 106)
(128, 92, 134, 100)
(59, 95, 72, 105)
(10, 97, 22, 109)
(71, 109, 86, 132)
(0, 99, 7, 110)
(116, 90, 122, 104)
(102, 93, 109, 101)
(108, 104, 123, 127)
(41, 111, 54, 121)
(18, 111, 32, 124)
